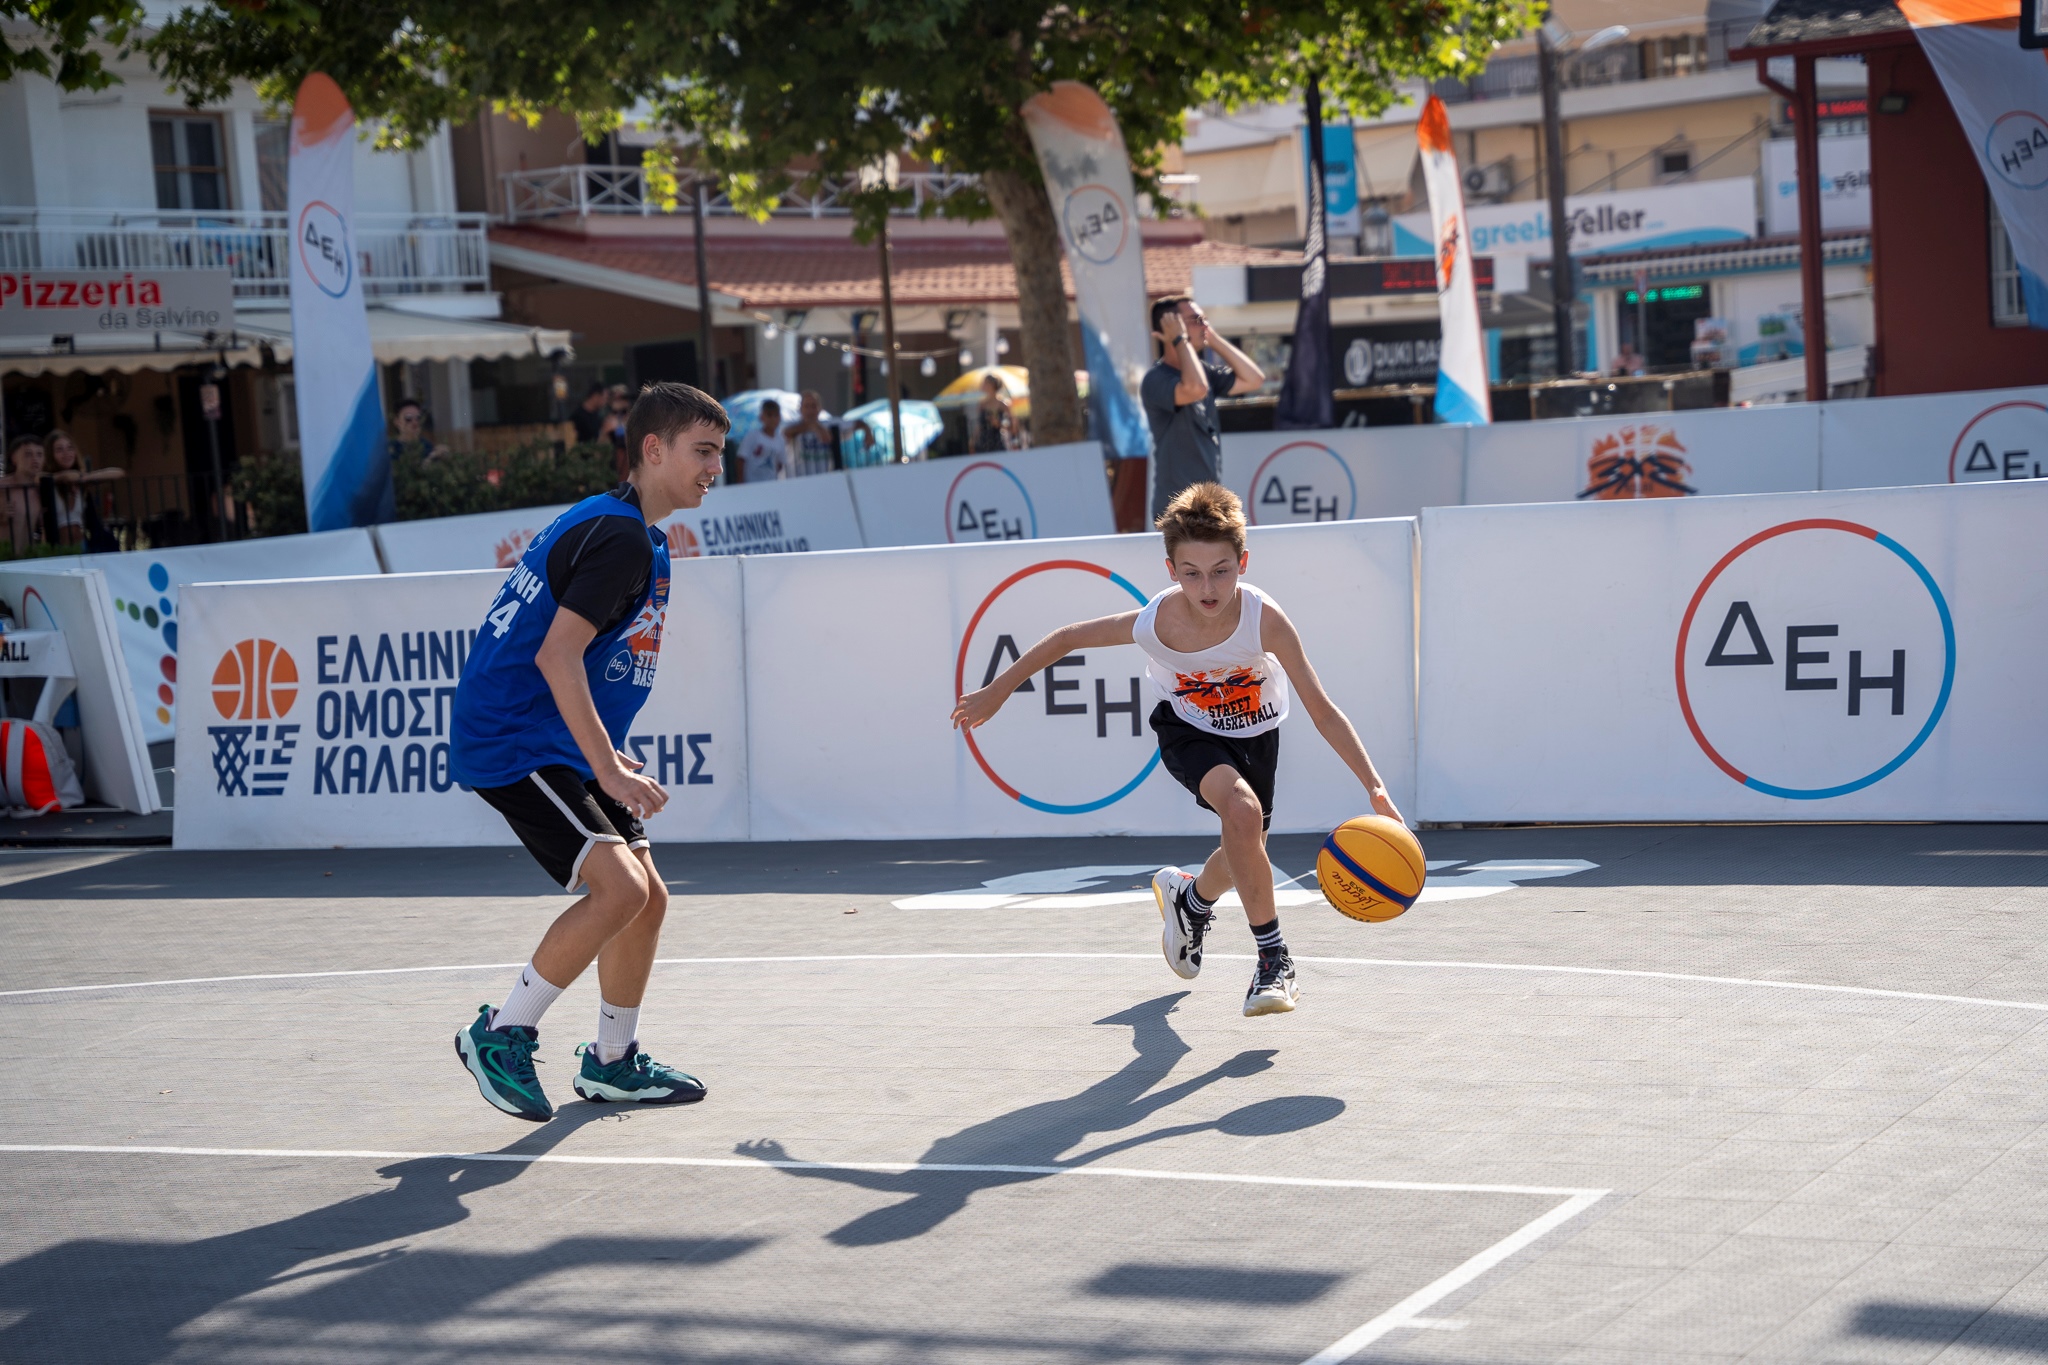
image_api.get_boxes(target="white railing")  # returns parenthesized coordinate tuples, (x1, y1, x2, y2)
(0, 207, 492, 300)
(500, 165, 982, 222)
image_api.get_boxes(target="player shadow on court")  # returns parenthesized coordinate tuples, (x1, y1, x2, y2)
(0, 1104, 759, 1363)
(736, 990, 1345, 1248)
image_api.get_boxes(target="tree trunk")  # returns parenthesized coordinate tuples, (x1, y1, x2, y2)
(981, 166, 1084, 446)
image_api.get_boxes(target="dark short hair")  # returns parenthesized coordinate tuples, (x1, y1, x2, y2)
(6, 434, 44, 459)
(394, 397, 423, 415)
(1150, 294, 1194, 334)
(759, 399, 781, 415)
(585, 381, 608, 399)
(625, 382, 730, 468)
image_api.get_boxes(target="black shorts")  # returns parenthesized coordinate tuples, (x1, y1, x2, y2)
(475, 765, 648, 891)
(1150, 702, 1280, 831)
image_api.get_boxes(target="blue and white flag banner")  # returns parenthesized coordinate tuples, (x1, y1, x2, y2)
(288, 72, 392, 530)
(1418, 96, 1492, 426)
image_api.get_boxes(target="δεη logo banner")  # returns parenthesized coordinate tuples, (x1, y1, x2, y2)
(1950, 401, 2048, 483)
(947, 461, 1039, 542)
(957, 560, 1158, 814)
(1248, 442, 1357, 524)
(1675, 519, 1955, 799)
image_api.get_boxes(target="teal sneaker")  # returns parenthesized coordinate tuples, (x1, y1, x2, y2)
(572, 1043, 707, 1105)
(454, 1005, 553, 1122)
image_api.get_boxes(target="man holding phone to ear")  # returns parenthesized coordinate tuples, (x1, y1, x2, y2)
(1139, 294, 1266, 522)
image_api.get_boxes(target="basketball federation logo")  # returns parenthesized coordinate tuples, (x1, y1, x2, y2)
(212, 638, 299, 720)
(667, 523, 702, 558)
(209, 639, 303, 798)
(1581, 424, 1697, 500)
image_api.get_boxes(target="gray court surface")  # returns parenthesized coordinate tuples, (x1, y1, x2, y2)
(4, 824, 2048, 1363)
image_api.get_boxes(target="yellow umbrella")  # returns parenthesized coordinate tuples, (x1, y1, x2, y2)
(936, 364, 1033, 418)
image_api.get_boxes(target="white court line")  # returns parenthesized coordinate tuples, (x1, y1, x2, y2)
(0, 1141, 1606, 1364)
(6, 951, 2048, 1014)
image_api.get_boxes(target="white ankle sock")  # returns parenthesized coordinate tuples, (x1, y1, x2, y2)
(596, 1000, 640, 1063)
(490, 962, 565, 1032)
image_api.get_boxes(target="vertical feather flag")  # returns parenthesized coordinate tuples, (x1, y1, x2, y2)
(1021, 83, 1155, 460)
(288, 73, 392, 530)
(1276, 75, 1336, 430)
(1418, 96, 1492, 425)
(1898, 0, 2048, 326)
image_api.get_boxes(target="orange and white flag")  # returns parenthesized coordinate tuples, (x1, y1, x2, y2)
(1417, 96, 1492, 424)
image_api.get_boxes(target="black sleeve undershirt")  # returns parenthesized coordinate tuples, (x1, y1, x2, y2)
(545, 487, 653, 638)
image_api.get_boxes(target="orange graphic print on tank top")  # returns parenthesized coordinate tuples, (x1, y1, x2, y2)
(1172, 666, 1276, 730)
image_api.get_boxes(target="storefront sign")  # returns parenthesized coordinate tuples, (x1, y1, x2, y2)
(1334, 322, 1441, 387)
(0, 270, 233, 337)
(1763, 136, 1872, 235)
(1393, 178, 1755, 259)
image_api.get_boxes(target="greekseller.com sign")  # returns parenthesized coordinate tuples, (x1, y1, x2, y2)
(0, 269, 235, 338)
(1392, 178, 1755, 259)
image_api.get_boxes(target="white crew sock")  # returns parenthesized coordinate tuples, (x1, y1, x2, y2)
(596, 1000, 640, 1063)
(490, 962, 566, 1032)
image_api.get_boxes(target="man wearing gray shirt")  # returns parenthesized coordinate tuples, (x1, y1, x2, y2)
(1140, 294, 1267, 520)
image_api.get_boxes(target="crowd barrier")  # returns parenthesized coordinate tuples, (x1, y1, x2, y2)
(849, 441, 1117, 547)
(173, 519, 1415, 848)
(1418, 479, 2048, 821)
(171, 474, 2044, 847)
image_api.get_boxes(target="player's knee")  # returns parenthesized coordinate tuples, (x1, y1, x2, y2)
(588, 853, 650, 924)
(1218, 785, 1263, 834)
(637, 872, 668, 922)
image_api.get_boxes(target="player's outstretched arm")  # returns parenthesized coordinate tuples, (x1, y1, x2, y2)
(951, 611, 1139, 730)
(535, 606, 669, 819)
(1262, 604, 1405, 825)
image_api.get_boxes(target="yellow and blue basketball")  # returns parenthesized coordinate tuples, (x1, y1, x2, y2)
(1317, 815, 1426, 923)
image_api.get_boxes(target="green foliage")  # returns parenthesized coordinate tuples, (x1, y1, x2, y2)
(233, 449, 309, 538)
(0, 0, 144, 91)
(232, 443, 620, 538)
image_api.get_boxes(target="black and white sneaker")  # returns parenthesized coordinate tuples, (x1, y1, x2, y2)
(1154, 867, 1211, 980)
(1244, 952, 1299, 1016)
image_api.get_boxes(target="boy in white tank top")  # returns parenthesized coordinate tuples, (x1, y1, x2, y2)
(952, 482, 1403, 1016)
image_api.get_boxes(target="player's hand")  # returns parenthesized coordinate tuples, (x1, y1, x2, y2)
(1367, 785, 1405, 827)
(1156, 310, 1186, 344)
(600, 750, 669, 819)
(950, 686, 1005, 730)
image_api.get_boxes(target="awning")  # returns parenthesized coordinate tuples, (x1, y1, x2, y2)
(0, 306, 572, 377)
(1352, 129, 1419, 199)
(233, 308, 574, 366)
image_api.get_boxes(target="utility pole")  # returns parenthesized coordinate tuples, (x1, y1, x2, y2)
(692, 175, 716, 396)
(877, 219, 906, 462)
(1538, 23, 1576, 377)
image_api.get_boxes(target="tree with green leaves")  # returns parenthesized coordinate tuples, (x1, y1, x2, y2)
(23, 0, 1539, 443)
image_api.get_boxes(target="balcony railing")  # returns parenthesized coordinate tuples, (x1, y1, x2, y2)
(501, 165, 982, 223)
(1429, 19, 1763, 104)
(0, 208, 491, 301)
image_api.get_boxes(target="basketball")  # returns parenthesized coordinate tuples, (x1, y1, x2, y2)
(1317, 814, 1427, 922)
(211, 638, 299, 721)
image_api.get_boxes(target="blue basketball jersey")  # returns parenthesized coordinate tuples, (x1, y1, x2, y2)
(450, 492, 671, 788)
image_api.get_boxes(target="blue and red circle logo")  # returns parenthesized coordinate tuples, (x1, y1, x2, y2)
(1675, 519, 1955, 800)
(955, 560, 1157, 813)
(946, 460, 1039, 542)
(1249, 441, 1357, 524)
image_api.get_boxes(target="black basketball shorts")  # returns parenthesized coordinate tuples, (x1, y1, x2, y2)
(475, 765, 648, 891)
(1150, 702, 1280, 831)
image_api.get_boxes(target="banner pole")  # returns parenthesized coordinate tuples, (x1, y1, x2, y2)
(878, 220, 907, 462)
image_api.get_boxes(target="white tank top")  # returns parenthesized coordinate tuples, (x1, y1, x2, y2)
(1132, 582, 1290, 737)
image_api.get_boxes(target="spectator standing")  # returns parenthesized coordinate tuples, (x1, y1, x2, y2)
(973, 374, 1016, 453)
(4, 435, 50, 554)
(1139, 294, 1265, 521)
(1611, 343, 1648, 377)
(736, 400, 794, 483)
(782, 390, 841, 476)
(569, 381, 609, 445)
(44, 429, 121, 550)
(388, 398, 447, 463)
(600, 385, 633, 478)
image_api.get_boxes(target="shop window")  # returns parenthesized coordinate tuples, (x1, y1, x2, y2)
(151, 114, 229, 212)
(255, 118, 290, 214)
(1644, 34, 1709, 78)
(1991, 202, 2028, 328)
(1619, 281, 1713, 368)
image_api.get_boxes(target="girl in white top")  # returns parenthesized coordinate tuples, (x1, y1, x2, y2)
(952, 482, 1402, 1018)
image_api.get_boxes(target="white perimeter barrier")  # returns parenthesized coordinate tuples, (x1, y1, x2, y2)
(1465, 404, 1823, 504)
(743, 521, 1416, 841)
(0, 566, 157, 813)
(1418, 479, 2048, 822)
(40, 531, 382, 745)
(174, 562, 748, 850)
(847, 442, 1116, 547)
(1221, 427, 1465, 525)
(1820, 384, 2048, 490)
(373, 476, 865, 573)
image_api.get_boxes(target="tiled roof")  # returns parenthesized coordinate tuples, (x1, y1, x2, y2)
(1735, 0, 1911, 51)
(489, 226, 1301, 310)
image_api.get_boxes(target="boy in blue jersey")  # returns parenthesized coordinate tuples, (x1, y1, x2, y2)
(451, 383, 729, 1122)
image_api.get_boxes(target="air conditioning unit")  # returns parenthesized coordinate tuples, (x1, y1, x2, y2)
(1462, 159, 1513, 202)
